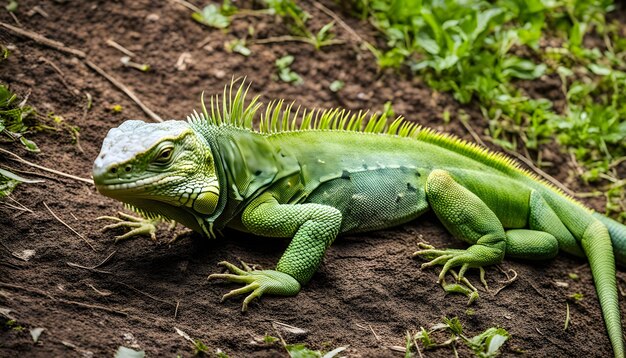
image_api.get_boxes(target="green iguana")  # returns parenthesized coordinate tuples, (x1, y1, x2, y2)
(93, 82, 626, 357)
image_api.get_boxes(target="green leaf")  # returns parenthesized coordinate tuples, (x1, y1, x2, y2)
(415, 34, 440, 55)
(19, 136, 40, 152)
(443, 316, 463, 335)
(114, 346, 145, 358)
(0, 173, 19, 198)
(263, 334, 279, 344)
(286, 343, 322, 358)
(321, 346, 347, 358)
(192, 4, 230, 29)
(501, 57, 545, 80)
(329, 80, 344, 92)
(0, 85, 16, 107)
(466, 327, 510, 357)
(316, 22, 335, 43)
(275, 55, 303, 84)
(225, 39, 251, 56)
(414, 327, 435, 349)
(485, 333, 508, 355)
(6, 0, 17, 12)
(194, 339, 209, 354)
(0, 167, 43, 184)
(276, 55, 295, 69)
(588, 63, 612, 76)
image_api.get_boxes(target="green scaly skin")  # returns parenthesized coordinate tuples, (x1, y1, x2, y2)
(93, 82, 626, 357)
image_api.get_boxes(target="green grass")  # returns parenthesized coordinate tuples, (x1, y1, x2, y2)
(0, 84, 42, 152)
(411, 316, 510, 357)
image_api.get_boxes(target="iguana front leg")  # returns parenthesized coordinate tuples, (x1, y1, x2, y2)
(97, 212, 180, 243)
(97, 212, 160, 242)
(208, 193, 342, 311)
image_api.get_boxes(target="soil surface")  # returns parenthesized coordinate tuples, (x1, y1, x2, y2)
(0, 1, 624, 357)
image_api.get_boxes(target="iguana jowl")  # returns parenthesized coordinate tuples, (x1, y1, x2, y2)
(93, 82, 626, 357)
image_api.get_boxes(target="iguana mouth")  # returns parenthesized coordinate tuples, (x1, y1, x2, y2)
(94, 174, 183, 195)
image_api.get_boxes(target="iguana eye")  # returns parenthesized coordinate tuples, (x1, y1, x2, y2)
(155, 147, 173, 163)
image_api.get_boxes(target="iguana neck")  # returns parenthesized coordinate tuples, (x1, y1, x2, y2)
(191, 124, 301, 232)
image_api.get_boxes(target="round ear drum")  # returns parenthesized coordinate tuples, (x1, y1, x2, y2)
(193, 191, 219, 215)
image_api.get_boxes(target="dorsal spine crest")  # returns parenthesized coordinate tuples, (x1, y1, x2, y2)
(188, 80, 579, 205)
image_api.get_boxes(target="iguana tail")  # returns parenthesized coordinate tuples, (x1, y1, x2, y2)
(593, 212, 626, 266)
(544, 188, 624, 357)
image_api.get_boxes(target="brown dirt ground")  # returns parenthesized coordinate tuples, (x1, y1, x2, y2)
(0, 1, 625, 357)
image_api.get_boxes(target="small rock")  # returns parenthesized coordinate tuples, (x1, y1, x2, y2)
(30, 327, 45, 343)
(146, 13, 159, 22)
(13, 249, 35, 261)
(213, 69, 226, 79)
(554, 281, 569, 288)
(122, 332, 141, 349)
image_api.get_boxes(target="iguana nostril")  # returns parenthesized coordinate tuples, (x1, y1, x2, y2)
(124, 165, 132, 172)
(110, 166, 117, 174)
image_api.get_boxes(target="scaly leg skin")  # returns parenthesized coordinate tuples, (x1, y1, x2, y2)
(413, 170, 507, 301)
(208, 193, 342, 311)
(97, 211, 159, 243)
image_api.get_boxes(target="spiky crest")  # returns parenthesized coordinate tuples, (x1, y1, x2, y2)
(186, 80, 582, 207)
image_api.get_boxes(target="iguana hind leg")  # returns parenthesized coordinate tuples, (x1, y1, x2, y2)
(208, 193, 342, 310)
(413, 169, 508, 300)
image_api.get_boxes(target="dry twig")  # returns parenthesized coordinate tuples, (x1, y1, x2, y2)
(312, 1, 367, 45)
(459, 116, 487, 147)
(0, 281, 55, 300)
(1, 195, 34, 213)
(169, 0, 201, 13)
(39, 56, 76, 94)
(0, 164, 60, 182)
(493, 266, 518, 296)
(0, 21, 163, 122)
(66, 250, 117, 274)
(86, 283, 112, 297)
(0, 147, 92, 184)
(84, 60, 163, 122)
(106, 38, 136, 57)
(57, 298, 128, 316)
(43, 201, 96, 251)
(28, 6, 50, 18)
(252, 36, 344, 46)
(0, 281, 127, 316)
(117, 281, 175, 307)
(0, 21, 86, 58)
(8, 12, 21, 26)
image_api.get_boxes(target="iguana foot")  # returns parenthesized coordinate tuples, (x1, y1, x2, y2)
(97, 211, 159, 243)
(208, 261, 301, 311)
(442, 269, 480, 304)
(413, 243, 494, 304)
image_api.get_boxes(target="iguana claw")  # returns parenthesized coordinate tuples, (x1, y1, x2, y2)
(413, 242, 489, 304)
(97, 211, 159, 242)
(208, 261, 301, 311)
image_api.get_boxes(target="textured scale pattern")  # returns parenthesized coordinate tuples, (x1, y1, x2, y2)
(242, 194, 342, 284)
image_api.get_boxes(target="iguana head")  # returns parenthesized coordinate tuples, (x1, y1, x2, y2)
(93, 120, 220, 234)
